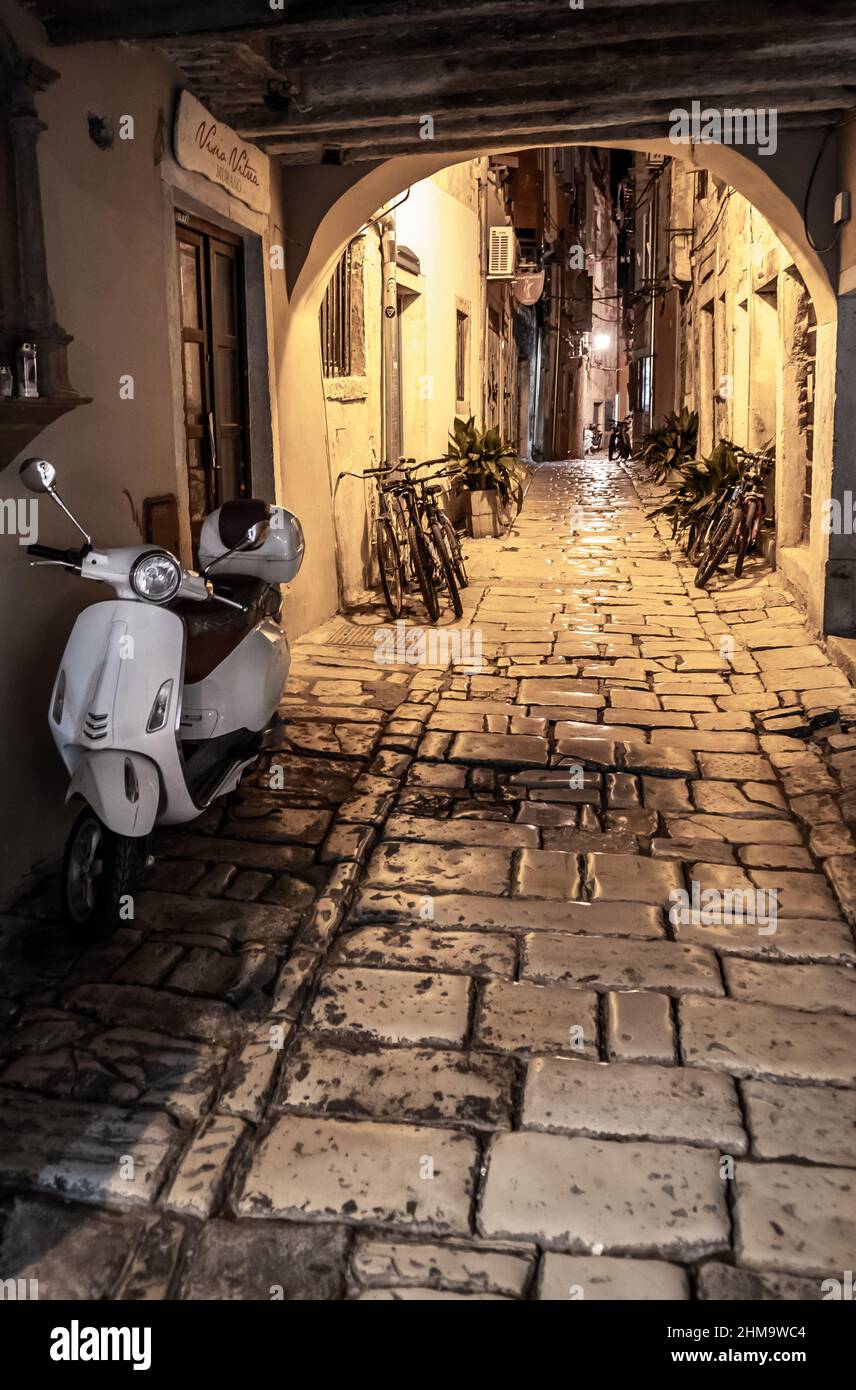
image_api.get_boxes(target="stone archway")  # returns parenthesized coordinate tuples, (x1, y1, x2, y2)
(288, 137, 838, 326)
(276, 133, 840, 633)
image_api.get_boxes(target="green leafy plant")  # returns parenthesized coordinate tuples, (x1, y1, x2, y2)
(446, 416, 528, 514)
(635, 407, 699, 483)
(652, 438, 772, 556)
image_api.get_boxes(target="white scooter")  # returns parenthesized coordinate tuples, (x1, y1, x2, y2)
(20, 456, 304, 938)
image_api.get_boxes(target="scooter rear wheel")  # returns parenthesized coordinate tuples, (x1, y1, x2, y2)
(62, 806, 142, 940)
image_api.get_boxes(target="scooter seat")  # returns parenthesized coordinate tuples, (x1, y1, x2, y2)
(175, 577, 281, 685)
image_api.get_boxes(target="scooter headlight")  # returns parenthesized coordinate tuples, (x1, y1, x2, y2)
(130, 551, 182, 604)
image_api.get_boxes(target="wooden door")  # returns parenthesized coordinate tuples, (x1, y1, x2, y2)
(176, 219, 250, 552)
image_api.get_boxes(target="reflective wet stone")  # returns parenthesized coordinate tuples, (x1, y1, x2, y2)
(479, 1132, 729, 1257)
(234, 1114, 477, 1233)
(277, 1038, 514, 1129)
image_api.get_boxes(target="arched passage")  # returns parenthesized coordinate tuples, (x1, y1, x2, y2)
(277, 133, 840, 633)
(290, 138, 838, 325)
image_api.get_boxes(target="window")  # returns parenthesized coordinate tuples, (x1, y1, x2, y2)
(696, 170, 709, 201)
(455, 309, 469, 403)
(639, 355, 653, 408)
(320, 244, 353, 377)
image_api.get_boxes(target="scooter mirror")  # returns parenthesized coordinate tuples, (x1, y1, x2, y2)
(244, 518, 271, 549)
(20, 457, 57, 494)
(19, 455, 91, 544)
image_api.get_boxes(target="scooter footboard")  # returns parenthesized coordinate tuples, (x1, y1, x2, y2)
(67, 750, 160, 837)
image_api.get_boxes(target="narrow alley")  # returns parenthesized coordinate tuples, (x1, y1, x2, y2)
(2, 456, 854, 1300)
(3, 0, 856, 1331)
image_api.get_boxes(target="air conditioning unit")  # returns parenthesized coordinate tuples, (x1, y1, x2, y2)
(646, 152, 667, 168)
(487, 226, 516, 279)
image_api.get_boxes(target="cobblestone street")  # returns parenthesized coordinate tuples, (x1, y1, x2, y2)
(2, 457, 856, 1300)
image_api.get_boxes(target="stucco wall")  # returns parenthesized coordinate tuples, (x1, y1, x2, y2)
(316, 158, 502, 605)
(396, 167, 487, 457)
(0, 1, 316, 900)
(0, 5, 187, 896)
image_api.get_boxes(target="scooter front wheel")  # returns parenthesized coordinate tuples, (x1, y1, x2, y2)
(62, 806, 143, 940)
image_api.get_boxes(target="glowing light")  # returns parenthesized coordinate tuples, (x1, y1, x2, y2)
(593, 332, 612, 351)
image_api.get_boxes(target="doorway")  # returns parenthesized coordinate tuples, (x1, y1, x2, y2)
(176, 216, 251, 551)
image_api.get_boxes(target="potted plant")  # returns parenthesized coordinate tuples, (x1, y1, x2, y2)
(446, 415, 527, 538)
(635, 407, 699, 483)
(651, 438, 772, 562)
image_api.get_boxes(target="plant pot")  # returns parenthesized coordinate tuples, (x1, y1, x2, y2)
(466, 488, 513, 538)
(442, 478, 468, 527)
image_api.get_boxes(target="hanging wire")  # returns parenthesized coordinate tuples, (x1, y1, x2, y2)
(802, 121, 847, 256)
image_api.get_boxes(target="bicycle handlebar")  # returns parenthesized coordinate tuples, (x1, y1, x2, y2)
(406, 456, 452, 473)
(338, 457, 460, 487)
(336, 463, 404, 482)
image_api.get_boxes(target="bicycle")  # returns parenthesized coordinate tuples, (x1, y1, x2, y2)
(340, 461, 410, 620)
(386, 459, 463, 621)
(694, 453, 773, 589)
(339, 457, 468, 622)
(609, 415, 632, 461)
(408, 457, 469, 593)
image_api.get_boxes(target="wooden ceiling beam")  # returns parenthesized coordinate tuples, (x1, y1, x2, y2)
(256, 36, 856, 120)
(270, 108, 838, 165)
(267, 0, 852, 71)
(231, 47, 856, 138)
(258, 91, 849, 157)
(26, 0, 686, 45)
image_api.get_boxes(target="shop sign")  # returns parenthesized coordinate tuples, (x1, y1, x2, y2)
(174, 90, 270, 214)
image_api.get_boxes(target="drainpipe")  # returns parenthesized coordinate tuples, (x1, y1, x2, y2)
(551, 276, 563, 458)
(379, 214, 400, 464)
(649, 182, 658, 431)
(530, 332, 542, 457)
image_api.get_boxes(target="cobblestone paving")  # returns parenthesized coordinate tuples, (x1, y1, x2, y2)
(2, 457, 855, 1300)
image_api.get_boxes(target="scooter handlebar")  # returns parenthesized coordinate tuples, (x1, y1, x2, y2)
(27, 543, 86, 568)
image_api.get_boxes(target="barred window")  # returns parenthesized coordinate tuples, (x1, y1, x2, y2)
(320, 244, 353, 377)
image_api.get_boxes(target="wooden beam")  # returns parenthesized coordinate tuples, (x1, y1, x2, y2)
(274, 108, 840, 165)
(232, 45, 856, 137)
(258, 91, 849, 157)
(264, 44, 856, 126)
(27, 0, 680, 45)
(267, 0, 851, 70)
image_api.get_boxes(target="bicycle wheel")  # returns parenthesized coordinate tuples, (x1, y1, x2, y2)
(431, 520, 463, 619)
(694, 507, 741, 589)
(734, 499, 757, 578)
(408, 523, 440, 622)
(376, 516, 403, 618)
(687, 509, 717, 565)
(435, 510, 468, 588)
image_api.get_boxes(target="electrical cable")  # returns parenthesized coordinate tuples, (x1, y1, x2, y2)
(356, 187, 411, 240)
(691, 188, 734, 257)
(802, 122, 844, 256)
